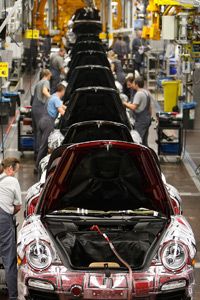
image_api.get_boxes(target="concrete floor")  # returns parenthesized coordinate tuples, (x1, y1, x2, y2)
(0, 73, 200, 299)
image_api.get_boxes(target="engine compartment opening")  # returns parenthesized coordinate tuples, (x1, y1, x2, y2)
(45, 219, 167, 270)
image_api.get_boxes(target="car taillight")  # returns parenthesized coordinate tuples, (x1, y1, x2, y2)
(27, 197, 39, 216)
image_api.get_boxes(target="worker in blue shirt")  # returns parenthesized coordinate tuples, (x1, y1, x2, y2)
(36, 84, 66, 169)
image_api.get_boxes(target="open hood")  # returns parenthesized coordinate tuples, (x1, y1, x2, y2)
(59, 87, 131, 130)
(62, 121, 133, 144)
(63, 65, 116, 102)
(39, 141, 172, 218)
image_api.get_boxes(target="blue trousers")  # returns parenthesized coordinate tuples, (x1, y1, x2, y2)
(0, 208, 18, 300)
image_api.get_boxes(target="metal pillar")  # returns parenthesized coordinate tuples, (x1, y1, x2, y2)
(107, 0, 113, 34)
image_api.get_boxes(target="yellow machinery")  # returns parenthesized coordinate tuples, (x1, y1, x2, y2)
(32, 0, 102, 43)
(32, 0, 48, 34)
(142, 0, 195, 40)
(111, 0, 123, 30)
(31, 0, 124, 44)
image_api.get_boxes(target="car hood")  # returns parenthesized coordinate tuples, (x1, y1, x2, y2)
(60, 87, 131, 129)
(39, 141, 172, 218)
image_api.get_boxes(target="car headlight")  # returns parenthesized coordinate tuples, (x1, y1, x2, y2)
(161, 241, 188, 271)
(26, 241, 52, 270)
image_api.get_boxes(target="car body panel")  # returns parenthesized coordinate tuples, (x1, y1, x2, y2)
(18, 214, 196, 300)
(62, 121, 133, 144)
(64, 65, 116, 101)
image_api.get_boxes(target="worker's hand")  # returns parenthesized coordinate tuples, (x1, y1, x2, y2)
(13, 204, 21, 214)
(138, 46, 144, 55)
(123, 101, 128, 107)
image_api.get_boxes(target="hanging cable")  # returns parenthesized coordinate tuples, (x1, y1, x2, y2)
(90, 225, 133, 300)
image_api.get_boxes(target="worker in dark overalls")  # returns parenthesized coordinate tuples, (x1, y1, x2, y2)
(0, 157, 22, 300)
(50, 48, 66, 93)
(132, 30, 150, 75)
(123, 77, 152, 146)
(32, 69, 52, 159)
(36, 84, 66, 169)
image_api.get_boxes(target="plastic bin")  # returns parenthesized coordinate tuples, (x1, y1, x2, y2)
(160, 143, 180, 154)
(20, 137, 34, 149)
(182, 102, 197, 129)
(169, 58, 177, 75)
(3, 92, 20, 116)
(162, 80, 181, 112)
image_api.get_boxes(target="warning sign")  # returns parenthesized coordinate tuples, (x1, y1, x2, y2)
(0, 62, 8, 77)
(25, 29, 39, 39)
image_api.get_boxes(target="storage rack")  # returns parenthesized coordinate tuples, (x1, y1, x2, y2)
(18, 107, 34, 153)
(156, 113, 183, 159)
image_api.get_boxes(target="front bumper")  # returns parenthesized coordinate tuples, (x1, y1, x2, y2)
(18, 264, 194, 300)
(26, 288, 190, 300)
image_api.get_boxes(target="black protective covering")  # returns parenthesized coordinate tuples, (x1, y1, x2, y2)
(76, 34, 101, 43)
(58, 231, 153, 268)
(44, 220, 166, 270)
(59, 87, 131, 129)
(73, 20, 102, 35)
(64, 66, 116, 101)
(57, 147, 156, 212)
(70, 41, 106, 58)
(39, 142, 171, 217)
(63, 121, 133, 143)
(67, 51, 110, 80)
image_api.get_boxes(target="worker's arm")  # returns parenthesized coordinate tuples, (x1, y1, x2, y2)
(42, 86, 51, 98)
(123, 101, 139, 111)
(13, 204, 21, 215)
(111, 62, 115, 73)
(132, 39, 140, 51)
(58, 105, 66, 116)
(60, 67, 65, 74)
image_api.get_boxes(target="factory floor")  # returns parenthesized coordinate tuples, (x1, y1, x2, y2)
(0, 73, 200, 299)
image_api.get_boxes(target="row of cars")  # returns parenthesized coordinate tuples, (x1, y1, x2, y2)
(18, 6, 196, 300)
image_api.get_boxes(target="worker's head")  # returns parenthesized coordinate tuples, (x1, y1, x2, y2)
(41, 69, 52, 80)
(134, 77, 144, 90)
(126, 74, 135, 89)
(0, 157, 20, 177)
(117, 35, 122, 41)
(59, 48, 66, 57)
(107, 50, 117, 60)
(56, 83, 66, 98)
(136, 29, 142, 38)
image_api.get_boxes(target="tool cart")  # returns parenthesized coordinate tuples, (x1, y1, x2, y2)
(18, 106, 34, 154)
(156, 112, 183, 159)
